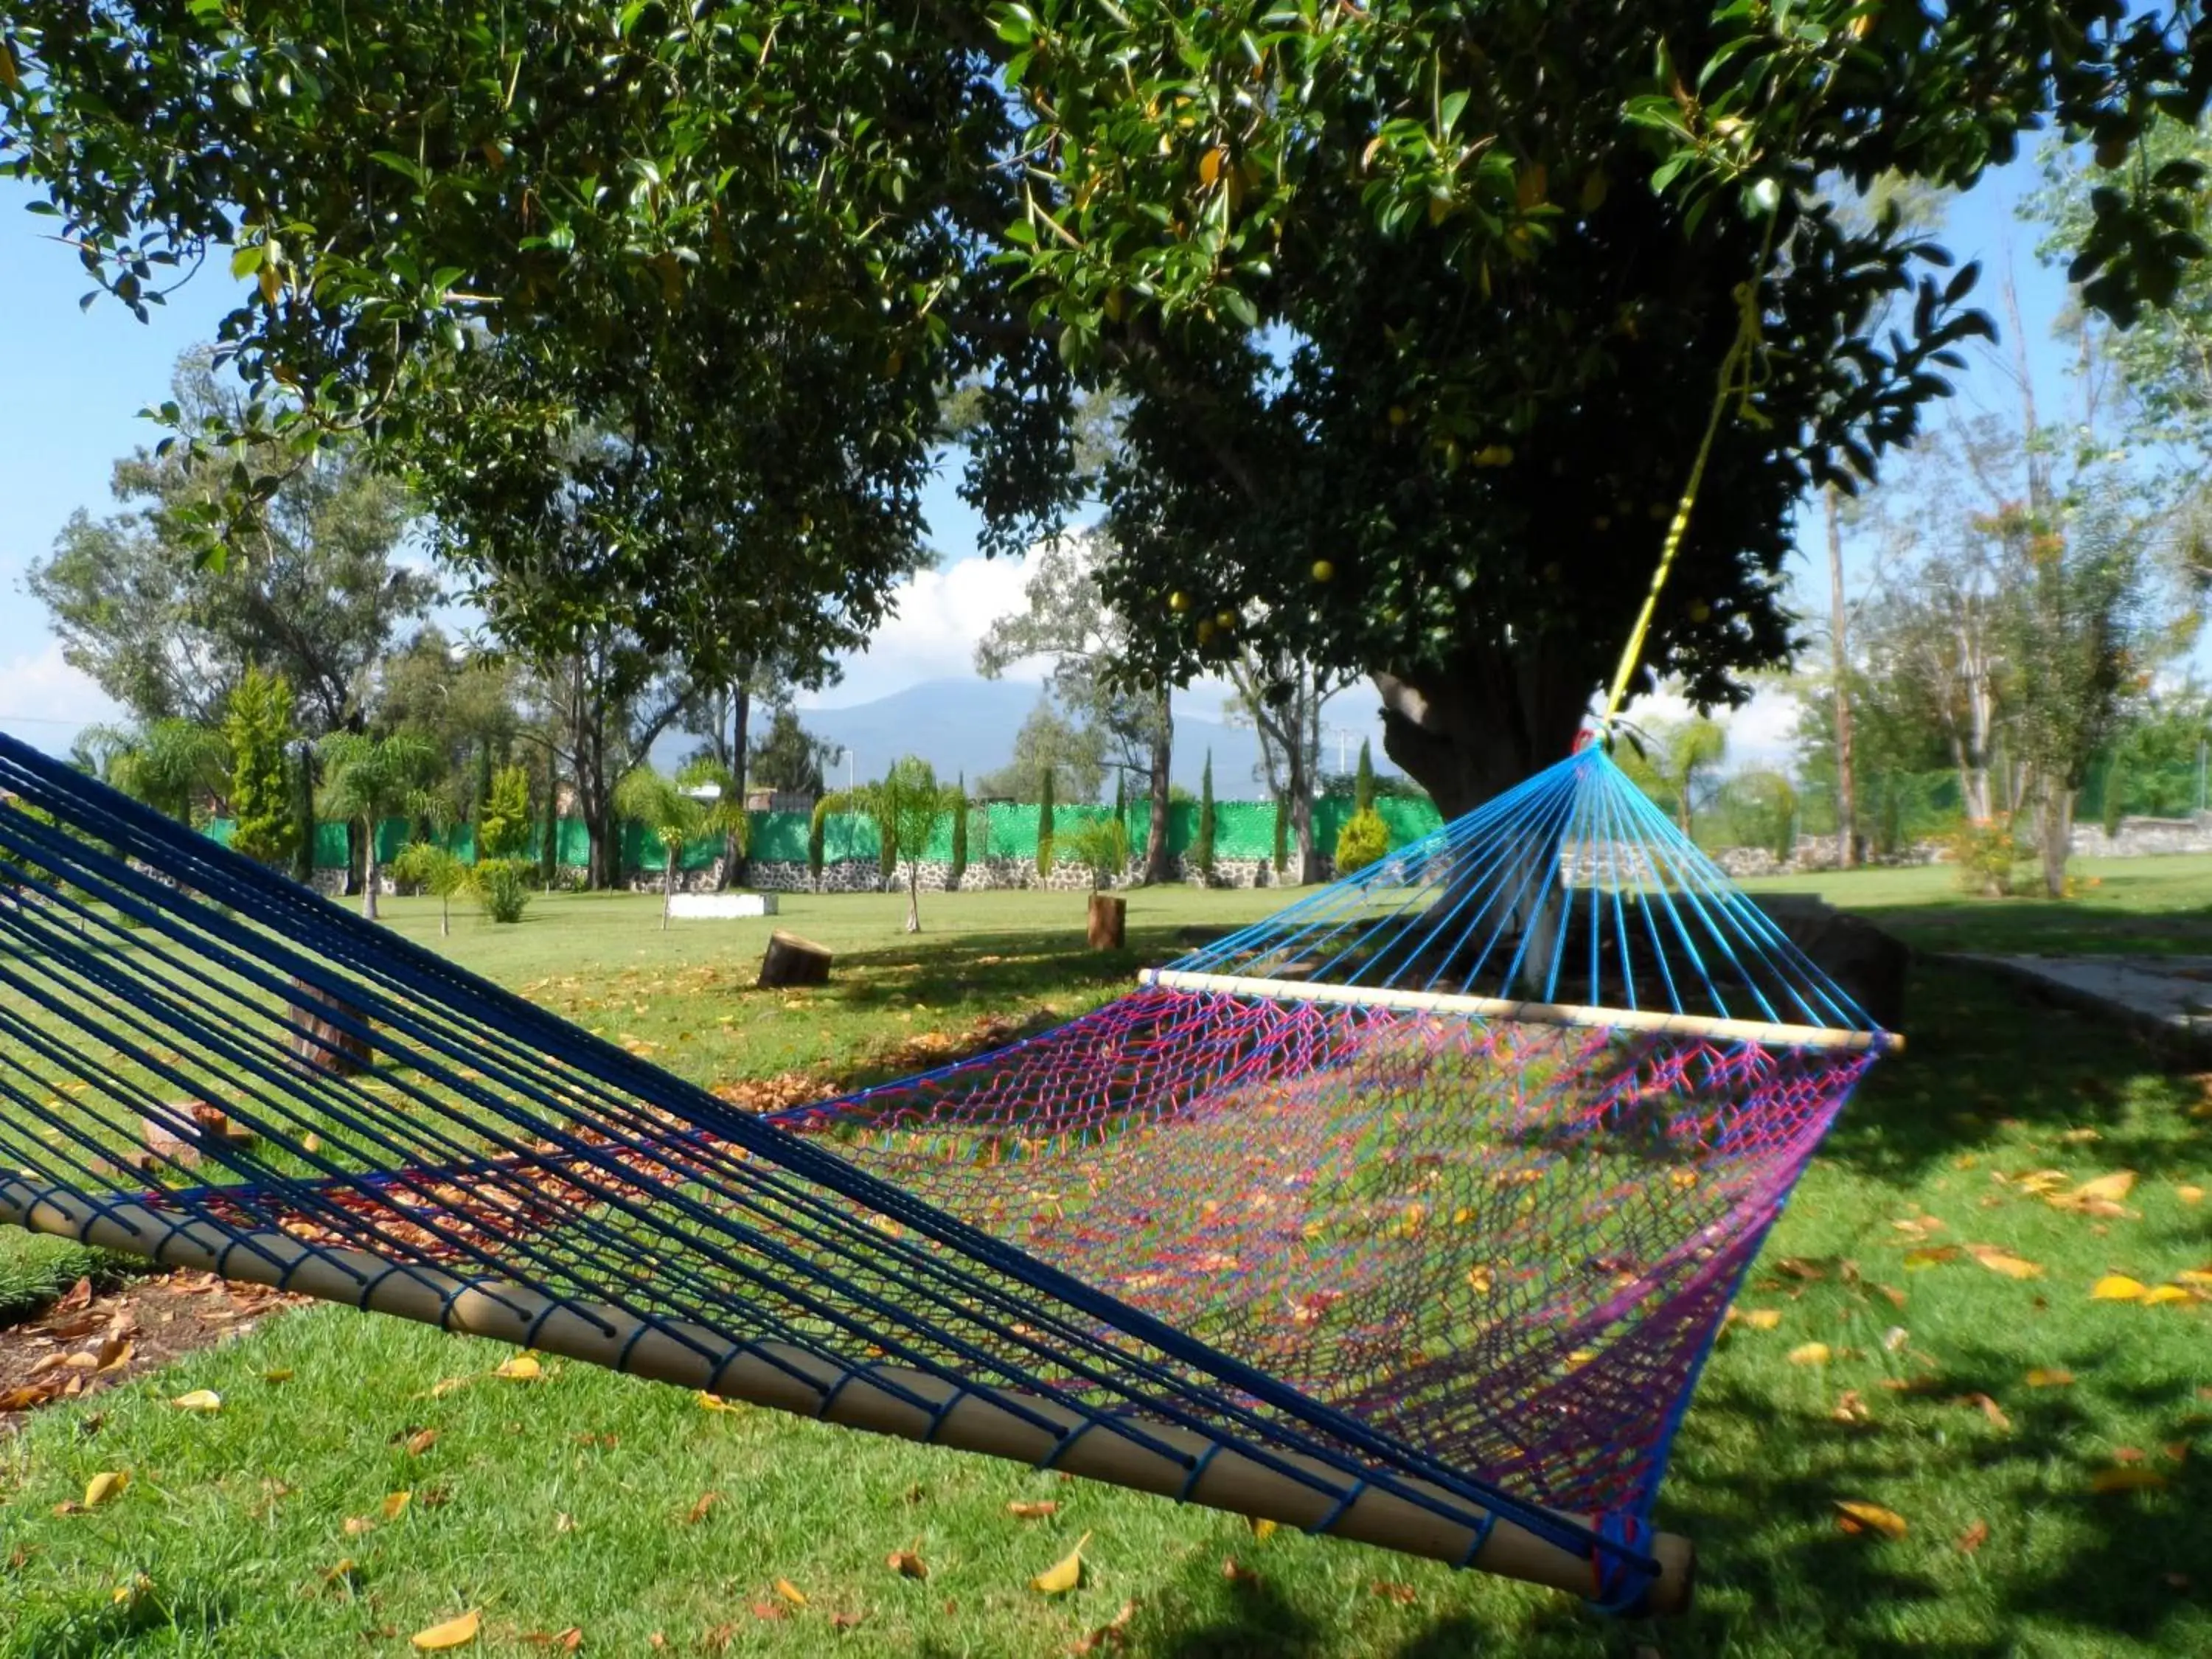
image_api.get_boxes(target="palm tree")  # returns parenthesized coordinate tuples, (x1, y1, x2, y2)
(824, 757, 960, 933)
(613, 759, 748, 930)
(79, 719, 230, 824)
(318, 732, 439, 919)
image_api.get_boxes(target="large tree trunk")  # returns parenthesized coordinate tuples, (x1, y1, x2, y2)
(720, 676, 752, 892)
(2038, 778, 2073, 898)
(1373, 646, 1593, 996)
(1143, 686, 1173, 885)
(904, 860, 922, 933)
(662, 846, 676, 929)
(1823, 486, 1858, 868)
(359, 816, 380, 922)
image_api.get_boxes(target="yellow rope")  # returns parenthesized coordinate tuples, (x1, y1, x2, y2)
(1597, 276, 1769, 729)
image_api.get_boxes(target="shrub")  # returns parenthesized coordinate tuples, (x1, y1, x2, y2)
(1947, 815, 2024, 897)
(1064, 815, 1130, 890)
(1334, 806, 1391, 875)
(472, 857, 534, 923)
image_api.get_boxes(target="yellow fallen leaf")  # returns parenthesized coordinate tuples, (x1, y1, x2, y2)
(264, 1369, 296, 1384)
(1008, 1501, 1060, 1520)
(83, 1470, 128, 1509)
(410, 1609, 481, 1649)
(696, 1391, 740, 1413)
(2025, 1368, 2076, 1388)
(2177, 1269, 2212, 1290)
(2177, 1185, 2204, 1205)
(170, 1389, 223, 1413)
(1246, 1517, 1278, 1540)
(2073, 1170, 2137, 1203)
(773, 1578, 808, 1607)
(494, 1354, 542, 1382)
(1833, 1500, 1907, 1539)
(2091, 1276, 2147, 1301)
(1787, 1342, 1832, 1366)
(1032, 1530, 1093, 1595)
(2089, 1467, 2167, 1494)
(1967, 1246, 2044, 1280)
(381, 1491, 412, 1520)
(95, 1339, 133, 1375)
(1739, 1309, 1783, 1331)
(2143, 1284, 2194, 1306)
(1903, 1247, 1958, 1270)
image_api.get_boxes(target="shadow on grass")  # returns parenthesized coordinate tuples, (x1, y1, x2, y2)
(1659, 1334, 2209, 1658)
(1819, 959, 2203, 1185)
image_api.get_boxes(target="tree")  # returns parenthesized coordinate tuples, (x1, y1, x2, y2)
(1064, 815, 1131, 891)
(1335, 807, 1391, 877)
(1194, 751, 1217, 887)
(978, 697, 1108, 806)
(1226, 647, 1356, 883)
(390, 840, 467, 936)
(678, 645, 846, 889)
(827, 759, 959, 933)
(477, 765, 535, 862)
(977, 526, 1176, 882)
(27, 352, 428, 734)
(77, 718, 229, 825)
(1621, 717, 1729, 839)
(374, 626, 522, 818)
(748, 706, 844, 799)
(613, 765, 706, 932)
(949, 773, 970, 888)
(12, 1, 2207, 815)
(1037, 766, 1057, 882)
(1354, 740, 1377, 815)
(317, 732, 439, 921)
(223, 666, 299, 868)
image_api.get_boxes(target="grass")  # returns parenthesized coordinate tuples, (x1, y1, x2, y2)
(1, 877, 2210, 1655)
(1742, 852, 2212, 957)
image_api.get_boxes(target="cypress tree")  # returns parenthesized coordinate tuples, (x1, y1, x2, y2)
(1354, 738, 1377, 813)
(808, 798, 830, 888)
(1113, 769, 1127, 821)
(539, 761, 560, 888)
(950, 771, 969, 886)
(1036, 765, 1056, 880)
(1194, 749, 1216, 886)
(224, 666, 299, 869)
(1272, 789, 1290, 875)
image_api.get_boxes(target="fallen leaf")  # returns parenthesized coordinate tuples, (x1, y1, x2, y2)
(1788, 1342, 1832, 1366)
(1033, 1531, 1092, 1595)
(1246, 1517, 1277, 1540)
(170, 1388, 223, 1413)
(430, 1377, 473, 1399)
(1831, 1389, 1872, 1425)
(748, 1601, 787, 1622)
(2090, 1467, 2167, 1493)
(1007, 1500, 1059, 1520)
(2177, 1185, 2205, 1205)
(1963, 1392, 2012, 1432)
(1904, 1247, 1958, 1270)
(406, 1429, 439, 1456)
(2092, 1276, 2148, 1301)
(1966, 1245, 2044, 1280)
(519, 1632, 582, 1652)
(322, 1558, 359, 1590)
(696, 1391, 740, 1413)
(410, 1609, 481, 1649)
(2144, 1284, 2194, 1305)
(887, 1548, 928, 1580)
(1220, 1556, 1260, 1585)
(829, 1610, 867, 1632)
(1072, 1599, 1138, 1654)
(1739, 1308, 1783, 1331)
(265, 1368, 296, 1384)
(343, 1516, 375, 1537)
(1833, 1500, 1908, 1539)
(2073, 1170, 2137, 1203)
(83, 1470, 128, 1509)
(1370, 1580, 1417, 1604)
(773, 1578, 808, 1608)
(686, 1492, 720, 1526)
(95, 1337, 133, 1374)
(494, 1354, 542, 1382)
(2025, 1368, 2076, 1388)
(1958, 1520, 1990, 1554)
(2180, 1270, 2212, 1290)
(381, 1491, 412, 1521)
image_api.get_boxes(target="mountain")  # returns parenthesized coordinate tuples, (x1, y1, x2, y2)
(655, 676, 1398, 800)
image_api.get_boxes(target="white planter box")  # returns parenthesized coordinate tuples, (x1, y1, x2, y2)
(666, 892, 780, 920)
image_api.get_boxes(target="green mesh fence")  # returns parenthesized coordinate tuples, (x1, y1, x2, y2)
(216, 796, 1442, 879)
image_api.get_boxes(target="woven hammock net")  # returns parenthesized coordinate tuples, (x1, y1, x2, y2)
(0, 731, 1888, 1601)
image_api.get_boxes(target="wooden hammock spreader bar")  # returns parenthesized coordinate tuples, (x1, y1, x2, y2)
(1, 1175, 1692, 1615)
(1140, 967, 1900, 1055)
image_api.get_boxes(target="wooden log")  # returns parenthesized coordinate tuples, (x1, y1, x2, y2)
(1086, 893, 1127, 951)
(757, 929, 833, 989)
(0, 1174, 1695, 1615)
(286, 975, 372, 1077)
(139, 1102, 257, 1169)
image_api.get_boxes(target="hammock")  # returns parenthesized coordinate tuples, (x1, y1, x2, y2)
(0, 728, 1895, 1616)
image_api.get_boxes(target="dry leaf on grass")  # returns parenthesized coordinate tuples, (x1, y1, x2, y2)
(83, 1470, 128, 1509)
(1958, 1520, 1990, 1554)
(1007, 1500, 1059, 1520)
(1739, 1308, 1783, 1331)
(1072, 1599, 1138, 1654)
(410, 1610, 481, 1650)
(2025, 1368, 2076, 1388)
(887, 1547, 928, 1580)
(2073, 1170, 2137, 1203)
(1961, 1393, 2012, 1431)
(2177, 1185, 2205, 1205)
(494, 1354, 542, 1382)
(170, 1388, 222, 1413)
(1833, 1500, 1908, 1540)
(381, 1491, 412, 1521)
(1033, 1531, 1092, 1595)
(1787, 1342, 1832, 1366)
(1966, 1245, 2044, 1280)
(2092, 1275, 2148, 1301)
(685, 1492, 720, 1526)
(405, 1429, 439, 1456)
(1220, 1557, 1261, 1585)
(1370, 1580, 1418, 1604)
(518, 1631, 582, 1652)
(773, 1578, 808, 1608)
(1246, 1517, 1278, 1540)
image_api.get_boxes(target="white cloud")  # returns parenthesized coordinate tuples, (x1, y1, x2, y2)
(0, 641, 121, 756)
(1621, 681, 1804, 771)
(806, 551, 1045, 708)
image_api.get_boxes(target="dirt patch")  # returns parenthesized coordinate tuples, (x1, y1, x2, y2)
(0, 1271, 307, 1431)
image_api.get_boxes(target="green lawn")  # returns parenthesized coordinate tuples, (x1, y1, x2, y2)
(1742, 852, 2212, 956)
(1, 877, 2209, 1655)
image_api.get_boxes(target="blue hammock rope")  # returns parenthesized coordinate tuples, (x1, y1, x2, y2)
(0, 728, 1894, 1613)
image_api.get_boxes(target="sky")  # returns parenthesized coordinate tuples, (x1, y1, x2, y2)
(0, 152, 2106, 772)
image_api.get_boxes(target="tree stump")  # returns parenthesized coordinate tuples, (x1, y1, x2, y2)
(1087, 893, 1127, 951)
(758, 929, 834, 989)
(140, 1102, 257, 1170)
(288, 975, 372, 1077)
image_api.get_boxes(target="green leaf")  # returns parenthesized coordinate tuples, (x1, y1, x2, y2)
(229, 244, 265, 278)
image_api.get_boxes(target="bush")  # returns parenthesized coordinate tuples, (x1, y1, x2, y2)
(1947, 815, 2025, 897)
(1334, 806, 1391, 875)
(1063, 815, 1130, 889)
(472, 858, 534, 923)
